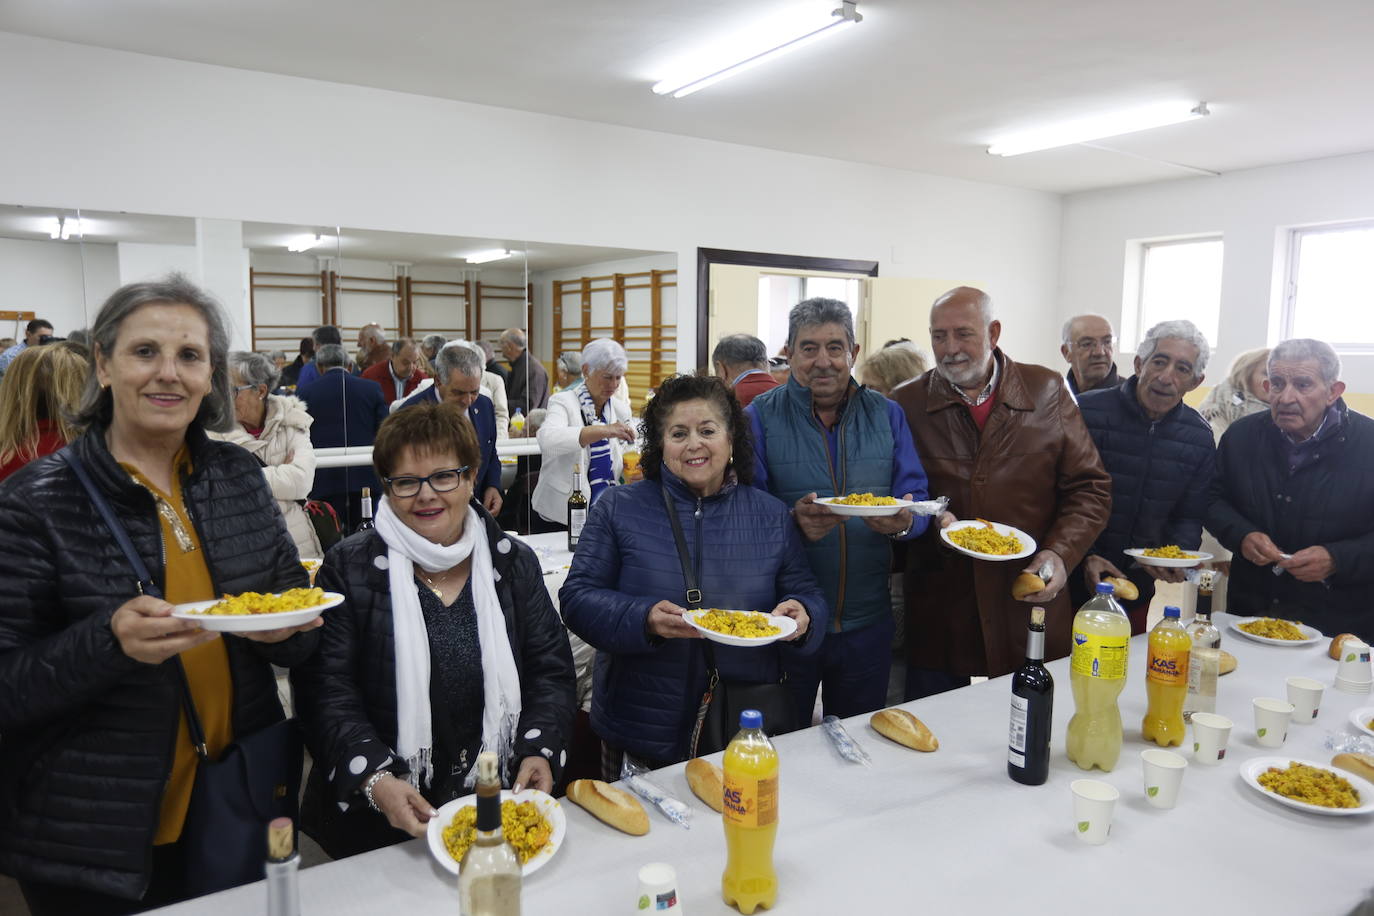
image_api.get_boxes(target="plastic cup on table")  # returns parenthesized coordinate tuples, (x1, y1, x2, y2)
(1252, 697, 1293, 748)
(1140, 749, 1188, 809)
(1190, 712, 1232, 765)
(1070, 779, 1119, 845)
(1335, 639, 1373, 695)
(1285, 676, 1324, 724)
(636, 862, 683, 913)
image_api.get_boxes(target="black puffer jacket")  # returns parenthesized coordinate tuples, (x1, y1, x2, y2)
(0, 425, 317, 900)
(291, 505, 576, 859)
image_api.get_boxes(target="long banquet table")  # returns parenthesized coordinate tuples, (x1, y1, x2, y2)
(153, 612, 1374, 915)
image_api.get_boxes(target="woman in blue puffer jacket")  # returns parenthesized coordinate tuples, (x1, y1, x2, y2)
(560, 374, 827, 777)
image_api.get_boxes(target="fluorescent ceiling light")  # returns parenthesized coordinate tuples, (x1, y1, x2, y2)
(49, 216, 84, 240)
(464, 249, 512, 264)
(287, 233, 324, 252)
(986, 102, 1211, 157)
(652, 1, 862, 99)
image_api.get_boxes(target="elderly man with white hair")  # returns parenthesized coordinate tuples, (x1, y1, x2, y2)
(1071, 319, 1217, 633)
(1207, 338, 1374, 644)
(532, 338, 635, 527)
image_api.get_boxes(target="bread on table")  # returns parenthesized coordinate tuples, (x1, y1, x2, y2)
(1218, 650, 1237, 675)
(870, 708, 938, 752)
(566, 779, 650, 835)
(685, 758, 724, 813)
(1331, 753, 1374, 784)
(1329, 633, 1358, 660)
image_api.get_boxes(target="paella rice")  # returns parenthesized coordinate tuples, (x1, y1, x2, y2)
(832, 493, 898, 506)
(192, 587, 326, 616)
(1238, 617, 1308, 641)
(947, 524, 1022, 556)
(443, 800, 552, 864)
(1257, 762, 1360, 809)
(1141, 545, 1197, 559)
(692, 609, 781, 638)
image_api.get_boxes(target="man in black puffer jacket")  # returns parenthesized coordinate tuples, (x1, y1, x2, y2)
(0, 424, 319, 903)
(1072, 320, 1216, 633)
(1208, 339, 1374, 643)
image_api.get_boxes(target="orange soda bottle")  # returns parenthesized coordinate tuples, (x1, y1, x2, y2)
(722, 709, 778, 914)
(1142, 605, 1190, 747)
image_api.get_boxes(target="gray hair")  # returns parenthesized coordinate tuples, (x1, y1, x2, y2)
(931, 287, 995, 326)
(267, 349, 287, 363)
(391, 336, 417, 356)
(500, 328, 527, 350)
(75, 273, 234, 432)
(312, 325, 341, 347)
(712, 333, 768, 369)
(557, 351, 581, 376)
(1269, 338, 1342, 385)
(788, 298, 855, 349)
(581, 338, 628, 374)
(1061, 313, 1115, 346)
(67, 328, 90, 347)
(477, 340, 495, 361)
(231, 350, 281, 392)
(1138, 319, 1211, 379)
(436, 340, 484, 381)
(315, 343, 347, 370)
(421, 333, 447, 354)
(358, 324, 386, 346)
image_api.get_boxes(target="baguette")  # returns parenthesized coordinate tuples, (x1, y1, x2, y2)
(1331, 753, 1374, 785)
(566, 779, 649, 836)
(1103, 576, 1139, 601)
(1010, 572, 1045, 600)
(685, 758, 724, 813)
(1218, 649, 1237, 676)
(1330, 633, 1357, 660)
(870, 708, 938, 752)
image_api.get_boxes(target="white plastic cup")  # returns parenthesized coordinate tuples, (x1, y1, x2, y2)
(1191, 712, 1232, 765)
(1335, 640, 1373, 692)
(1140, 749, 1188, 809)
(636, 862, 683, 913)
(1253, 697, 1294, 748)
(1285, 676, 1324, 723)
(1070, 779, 1119, 845)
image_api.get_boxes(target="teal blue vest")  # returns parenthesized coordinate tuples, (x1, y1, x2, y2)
(752, 378, 894, 632)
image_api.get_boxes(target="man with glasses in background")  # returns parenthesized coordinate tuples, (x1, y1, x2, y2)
(1061, 314, 1119, 398)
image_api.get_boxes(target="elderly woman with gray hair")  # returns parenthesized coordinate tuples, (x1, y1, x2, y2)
(533, 337, 635, 526)
(209, 350, 323, 558)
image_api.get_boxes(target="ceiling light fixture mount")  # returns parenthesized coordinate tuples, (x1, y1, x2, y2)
(652, 1, 863, 99)
(986, 101, 1211, 157)
(287, 233, 325, 253)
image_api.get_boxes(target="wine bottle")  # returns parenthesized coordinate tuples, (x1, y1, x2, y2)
(265, 817, 300, 916)
(459, 752, 521, 916)
(1008, 606, 1054, 785)
(567, 463, 588, 552)
(355, 486, 375, 533)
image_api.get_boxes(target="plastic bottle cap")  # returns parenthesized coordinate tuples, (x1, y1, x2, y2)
(739, 709, 763, 729)
(1095, 582, 1115, 595)
(1163, 605, 1181, 618)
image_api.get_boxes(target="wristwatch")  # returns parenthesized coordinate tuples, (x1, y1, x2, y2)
(888, 515, 914, 540)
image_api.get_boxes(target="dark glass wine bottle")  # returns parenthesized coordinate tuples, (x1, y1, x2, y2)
(355, 486, 375, 533)
(1008, 606, 1054, 785)
(567, 463, 588, 552)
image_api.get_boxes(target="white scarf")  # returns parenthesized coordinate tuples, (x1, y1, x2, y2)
(374, 497, 522, 789)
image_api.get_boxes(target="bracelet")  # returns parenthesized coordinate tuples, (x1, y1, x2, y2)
(362, 769, 391, 813)
(888, 516, 914, 540)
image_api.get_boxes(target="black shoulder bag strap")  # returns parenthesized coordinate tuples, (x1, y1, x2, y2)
(60, 447, 211, 759)
(662, 483, 723, 756)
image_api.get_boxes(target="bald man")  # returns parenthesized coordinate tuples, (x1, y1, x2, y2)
(1061, 314, 1119, 398)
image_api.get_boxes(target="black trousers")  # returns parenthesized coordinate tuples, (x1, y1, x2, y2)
(20, 843, 189, 916)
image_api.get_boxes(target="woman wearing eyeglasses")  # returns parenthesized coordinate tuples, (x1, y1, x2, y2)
(291, 401, 576, 859)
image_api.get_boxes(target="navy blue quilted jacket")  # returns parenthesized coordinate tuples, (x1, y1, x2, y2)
(1077, 377, 1216, 565)
(559, 470, 827, 762)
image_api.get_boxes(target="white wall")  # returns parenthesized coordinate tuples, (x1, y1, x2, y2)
(0, 237, 118, 334)
(1059, 151, 1374, 391)
(0, 31, 1064, 373)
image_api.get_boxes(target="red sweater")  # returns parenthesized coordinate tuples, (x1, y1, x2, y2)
(0, 420, 66, 482)
(360, 361, 427, 403)
(732, 370, 781, 408)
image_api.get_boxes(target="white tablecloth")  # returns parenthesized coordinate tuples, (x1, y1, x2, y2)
(152, 613, 1374, 915)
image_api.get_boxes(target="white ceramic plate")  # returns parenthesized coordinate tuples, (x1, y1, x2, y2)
(683, 609, 799, 647)
(1239, 756, 1374, 816)
(1349, 707, 1374, 739)
(939, 519, 1036, 562)
(1228, 618, 1324, 647)
(814, 496, 915, 517)
(1124, 548, 1212, 568)
(427, 789, 565, 877)
(170, 591, 343, 632)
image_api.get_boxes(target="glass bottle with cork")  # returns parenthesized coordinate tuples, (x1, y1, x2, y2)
(459, 751, 521, 915)
(567, 462, 588, 552)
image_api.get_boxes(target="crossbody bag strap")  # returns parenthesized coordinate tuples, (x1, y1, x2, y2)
(59, 447, 210, 760)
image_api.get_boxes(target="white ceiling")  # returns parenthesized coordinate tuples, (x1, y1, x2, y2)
(0, 205, 663, 272)
(2, 0, 1372, 193)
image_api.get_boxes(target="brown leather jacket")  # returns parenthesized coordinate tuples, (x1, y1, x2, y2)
(894, 351, 1111, 677)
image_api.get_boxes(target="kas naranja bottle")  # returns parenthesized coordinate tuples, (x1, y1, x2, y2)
(1142, 605, 1190, 747)
(722, 709, 778, 914)
(1066, 582, 1130, 772)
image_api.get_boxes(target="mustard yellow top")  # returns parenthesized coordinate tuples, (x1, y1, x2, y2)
(121, 448, 234, 845)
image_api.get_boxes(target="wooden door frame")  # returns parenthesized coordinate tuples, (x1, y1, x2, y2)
(695, 247, 879, 367)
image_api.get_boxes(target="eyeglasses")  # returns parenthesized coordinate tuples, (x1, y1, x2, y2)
(234, 384, 257, 392)
(383, 466, 470, 498)
(1074, 337, 1113, 353)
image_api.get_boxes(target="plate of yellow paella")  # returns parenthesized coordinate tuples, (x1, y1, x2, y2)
(684, 608, 799, 647)
(940, 519, 1037, 562)
(814, 493, 916, 517)
(170, 588, 342, 632)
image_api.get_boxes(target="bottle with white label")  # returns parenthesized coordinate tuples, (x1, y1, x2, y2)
(567, 462, 588, 552)
(1008, 607, 1054, 785)
(1184, 593, 1221, 721)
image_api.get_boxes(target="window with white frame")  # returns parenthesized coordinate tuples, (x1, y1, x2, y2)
(1286, 221, 1374, 348)
(1135, 237, 1223, 349)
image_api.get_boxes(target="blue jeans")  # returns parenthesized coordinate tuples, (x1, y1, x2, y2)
(782, 615, 895, 724)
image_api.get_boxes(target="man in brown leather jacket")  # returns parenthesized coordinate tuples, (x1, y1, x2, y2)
(893, 287, 1112, 699)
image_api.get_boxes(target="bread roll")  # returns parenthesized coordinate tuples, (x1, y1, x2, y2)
(1331, 753, 1374, 784)
(566, 779, 649, 835)
(685, 758, 723, 813)
(1330, 633, 1357, 660)
(870, 708, 938, 752)
(1103, 576, 1139, 601)
(1011, 572, 1045, 600)
(1218, 650, 1237, 675)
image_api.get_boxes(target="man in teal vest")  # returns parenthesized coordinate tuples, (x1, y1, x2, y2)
(747, 298, 930, 722)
